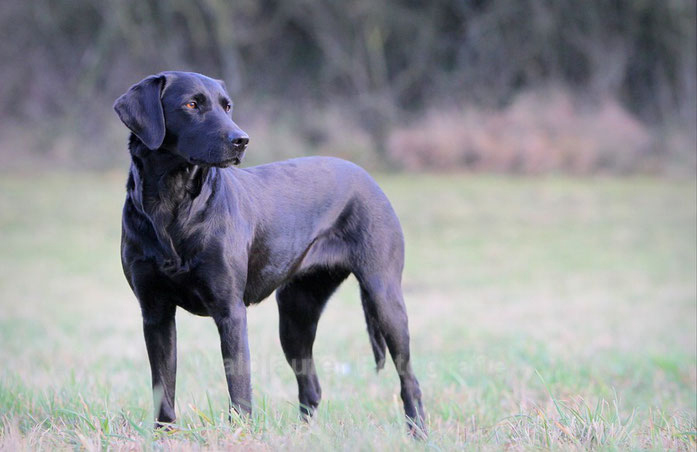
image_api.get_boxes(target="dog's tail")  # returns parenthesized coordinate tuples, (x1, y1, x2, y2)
(361, 293, 387, 372)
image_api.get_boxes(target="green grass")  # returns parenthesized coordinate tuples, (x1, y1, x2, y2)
(0, 172, 695, 450)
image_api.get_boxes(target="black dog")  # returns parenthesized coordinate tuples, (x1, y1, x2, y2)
(114, 71, 425, 434)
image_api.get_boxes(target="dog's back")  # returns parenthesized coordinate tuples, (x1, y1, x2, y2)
(232, 156, 403, 305)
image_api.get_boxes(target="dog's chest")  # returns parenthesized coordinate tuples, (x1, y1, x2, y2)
(127, 257, 229, 316)
(169, 272, 214, 316)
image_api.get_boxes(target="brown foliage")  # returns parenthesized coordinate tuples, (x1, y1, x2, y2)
(388, 90, 654, 173)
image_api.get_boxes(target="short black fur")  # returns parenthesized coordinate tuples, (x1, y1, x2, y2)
(114, 71, 425, 436)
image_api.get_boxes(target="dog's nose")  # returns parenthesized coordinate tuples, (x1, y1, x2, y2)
(228, 132, 249, 148)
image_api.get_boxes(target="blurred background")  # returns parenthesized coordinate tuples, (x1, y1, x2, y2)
(0, 0, 695, 173)
(1, 1, 695, 449)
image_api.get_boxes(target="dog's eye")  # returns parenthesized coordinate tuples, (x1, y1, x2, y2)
(224, 104, 231, 113)
(185, 101, 197, 109)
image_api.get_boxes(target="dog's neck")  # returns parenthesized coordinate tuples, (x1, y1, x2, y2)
(126, 134, 219, 274)
(127, 136, 210, 208)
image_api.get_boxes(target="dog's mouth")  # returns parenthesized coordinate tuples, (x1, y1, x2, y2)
(188, 156, 241, 168)
(217, 157, 241, 167)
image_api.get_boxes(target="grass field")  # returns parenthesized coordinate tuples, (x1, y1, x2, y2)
(0, 172, 695, 450)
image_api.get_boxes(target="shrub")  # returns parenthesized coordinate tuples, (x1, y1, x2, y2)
(387, 89, 655, 174)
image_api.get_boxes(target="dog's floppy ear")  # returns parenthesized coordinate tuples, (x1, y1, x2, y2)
(113, 74, 167, 150)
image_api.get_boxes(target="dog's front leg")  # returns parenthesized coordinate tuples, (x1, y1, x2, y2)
(214, 300, 252, 417)
(142, 303, 177, 427)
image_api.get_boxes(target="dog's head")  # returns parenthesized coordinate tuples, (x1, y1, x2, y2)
(114, 71, 249, 167)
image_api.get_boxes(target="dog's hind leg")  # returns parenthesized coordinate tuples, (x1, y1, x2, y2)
(276, 268, 350, 418)
(356, 273, 426, 437)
